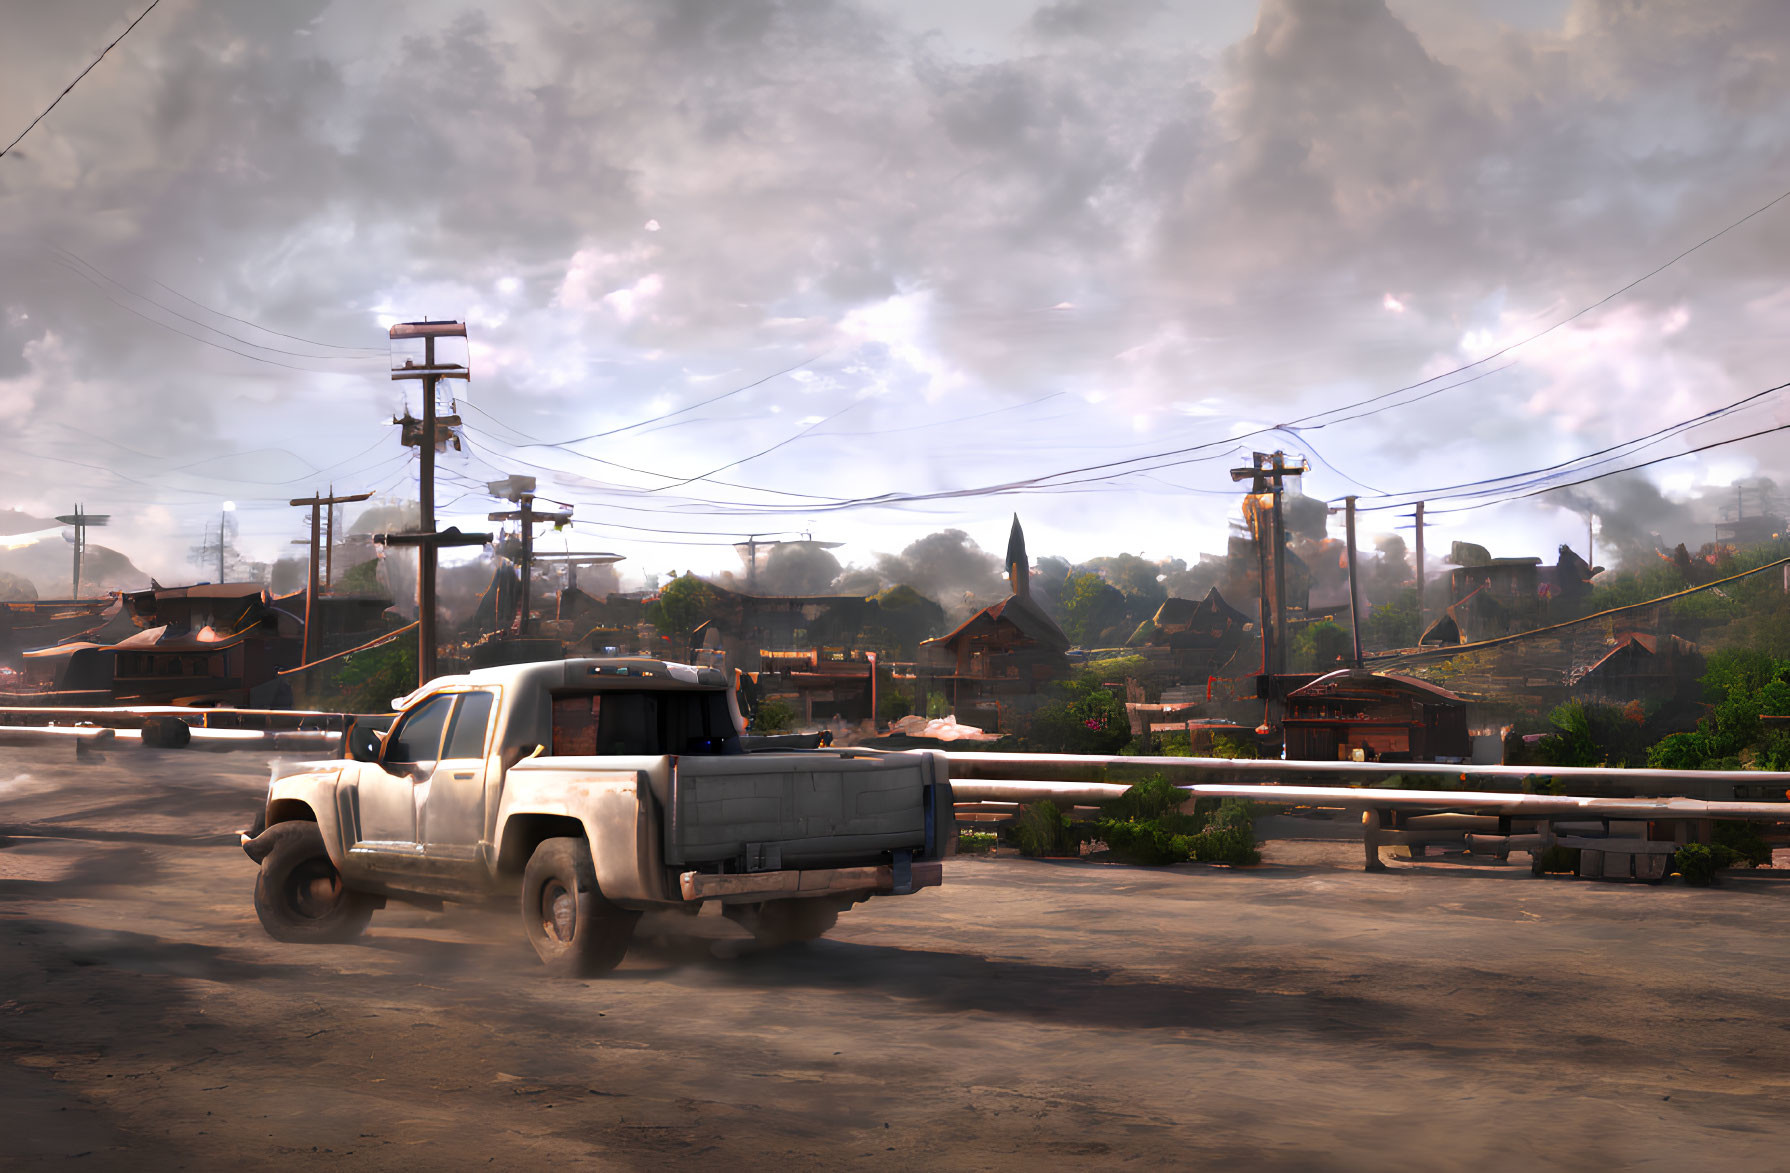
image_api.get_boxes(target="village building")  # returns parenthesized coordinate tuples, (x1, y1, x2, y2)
(13, 582, 302, 706)
(1282, 669, 1470, 763)
(916, 516, 1070, 730)
(1420, 543, 1600, 645)
(1570, 632, 1703, 706)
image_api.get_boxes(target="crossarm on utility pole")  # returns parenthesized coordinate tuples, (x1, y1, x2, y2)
(373, 527, 492, 686)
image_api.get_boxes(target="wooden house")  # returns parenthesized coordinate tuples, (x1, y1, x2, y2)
(1283, 669, 1469, 763)
(916, 516, 1069, 729)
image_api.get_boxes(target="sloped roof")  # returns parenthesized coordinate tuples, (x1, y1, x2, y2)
(134, 582, 268, 601)
(1287, 668, 1465, 705)
(1154, 587, 1249, 632)
(922, 590, 1069, 654)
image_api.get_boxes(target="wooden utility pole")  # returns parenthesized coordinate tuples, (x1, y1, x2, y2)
(1230, 451, 1304, 677)
(55, 504, 108, 598)
(1410, 500, 1427, 632)
(216, 503, 233, 583)
(1345, 496, 1364, 668)
(289, 488, 374, 667)
(488, 495, 572, 636)
(390, 320, 475, 685)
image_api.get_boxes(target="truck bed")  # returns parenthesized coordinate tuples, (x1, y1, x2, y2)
(667, 751, 936, 870)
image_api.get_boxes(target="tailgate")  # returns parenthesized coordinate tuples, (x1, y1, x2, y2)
(667, 752, 933, 869)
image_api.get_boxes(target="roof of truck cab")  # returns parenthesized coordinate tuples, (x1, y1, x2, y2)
(393, 656, 727, 709)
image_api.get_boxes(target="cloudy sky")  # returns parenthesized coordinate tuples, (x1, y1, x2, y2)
(3, 0, 1789, 593)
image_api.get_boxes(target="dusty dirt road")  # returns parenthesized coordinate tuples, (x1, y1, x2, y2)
(3, 743, 1790, 1171)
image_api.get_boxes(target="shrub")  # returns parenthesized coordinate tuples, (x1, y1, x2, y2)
(878, 690, 913, 723)
(1011, 800, 1083, 857)
(1183, 822, 1262, 866)
(306, 637, 415, 714)
(1099, 775, 1188, 822)
(1155, 732, 1194, 757)
(1674, 843, 1721, 887)
(1092, 785, 1259, 867)
(1097, 818, 1187, 866)
(754, 699, 798, 733)
(956, 829, 997, 855)
(1531, 845, 1580, 875)
(1209, 733, 1259, 760)
(1712, 821, 1772, 868)
(925, 691, 951, 719)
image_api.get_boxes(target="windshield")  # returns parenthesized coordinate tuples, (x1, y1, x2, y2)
(551, 689, 739, 757)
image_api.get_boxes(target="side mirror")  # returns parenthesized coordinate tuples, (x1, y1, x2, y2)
(344, 721, 384, 763)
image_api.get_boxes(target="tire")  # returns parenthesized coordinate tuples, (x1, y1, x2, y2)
(729, 899, 840, 946)
(142, 717, 190, 749)
(253, 822, 374, 943)
(520, 838, 639, 977)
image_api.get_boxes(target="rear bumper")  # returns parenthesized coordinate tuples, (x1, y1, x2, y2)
(679, 860, 943, 903)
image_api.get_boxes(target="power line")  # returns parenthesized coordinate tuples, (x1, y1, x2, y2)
(54, 251, 383, 364)
(1351, 379, 1790, 512)
(1279, 178, 1790, 432)
(1407, 419, 1790, 517)
(643, 399, 865, 492)
(50, 256, 364, 372)
(0, 0, 162, 160)
(519, 353, 830, 448)
(149, 275, 385, 354)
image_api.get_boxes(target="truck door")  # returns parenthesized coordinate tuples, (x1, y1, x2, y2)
(355, 691, 456, 850)
(419, 689, 496, 865)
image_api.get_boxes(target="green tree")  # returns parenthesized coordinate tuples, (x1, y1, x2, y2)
(1061, 571, 1128, 647)
(645, 573, 719, 640)
(867, 584, 945, 656)
(1643, 647, 1790, 769)
(1289, 620, 1352, 672)
(1363, 587, 1422, 650)
(337, 559, 382, 595)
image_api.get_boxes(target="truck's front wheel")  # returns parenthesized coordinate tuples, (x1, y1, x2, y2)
(253, 822, 374, 943)
(521, 838, 639, 977)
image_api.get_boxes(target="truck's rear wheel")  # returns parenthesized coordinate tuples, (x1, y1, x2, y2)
(521, 838, 639, 977)
(729, 899, 840, 946)
(253, 822, 374, 943)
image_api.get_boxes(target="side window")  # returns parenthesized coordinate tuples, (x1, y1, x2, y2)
(384, 694, 455, 763)
(442, 691, 495, 759)
(552, 694, 599, 757)
(597, 692, 660, 755)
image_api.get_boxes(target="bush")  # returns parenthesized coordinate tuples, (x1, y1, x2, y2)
(956, 829, 997, 855)
(306, 637, 415, 714)
(1713, 821, 1772, 868)
(1531, 845, 1580, 875)
(1011, 800, 1083, 857)
(1099, 775, 1187, 822)
(925, 691, 951, 719)
(1209, 733, 1259, 760)
(878, 690, 913, 723)
(1674, 843, 1722, 886)
(1092, 783, 1260, 867)
(1097, 818, 1188, 866)
(754, 699, 797, 733)
(1184, 822, 1262, 866)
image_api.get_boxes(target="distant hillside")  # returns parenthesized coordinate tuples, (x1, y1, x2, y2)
(0, 511, 58, 537)
(0, 536, 152, 599)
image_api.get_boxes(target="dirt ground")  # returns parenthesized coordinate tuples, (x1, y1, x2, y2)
(4, 744, 1790, 1171)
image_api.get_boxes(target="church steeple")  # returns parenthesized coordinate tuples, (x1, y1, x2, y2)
(1005, 514, 1030, 598)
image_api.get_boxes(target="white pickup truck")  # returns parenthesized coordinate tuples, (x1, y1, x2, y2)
(241, 657, 952, 975)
